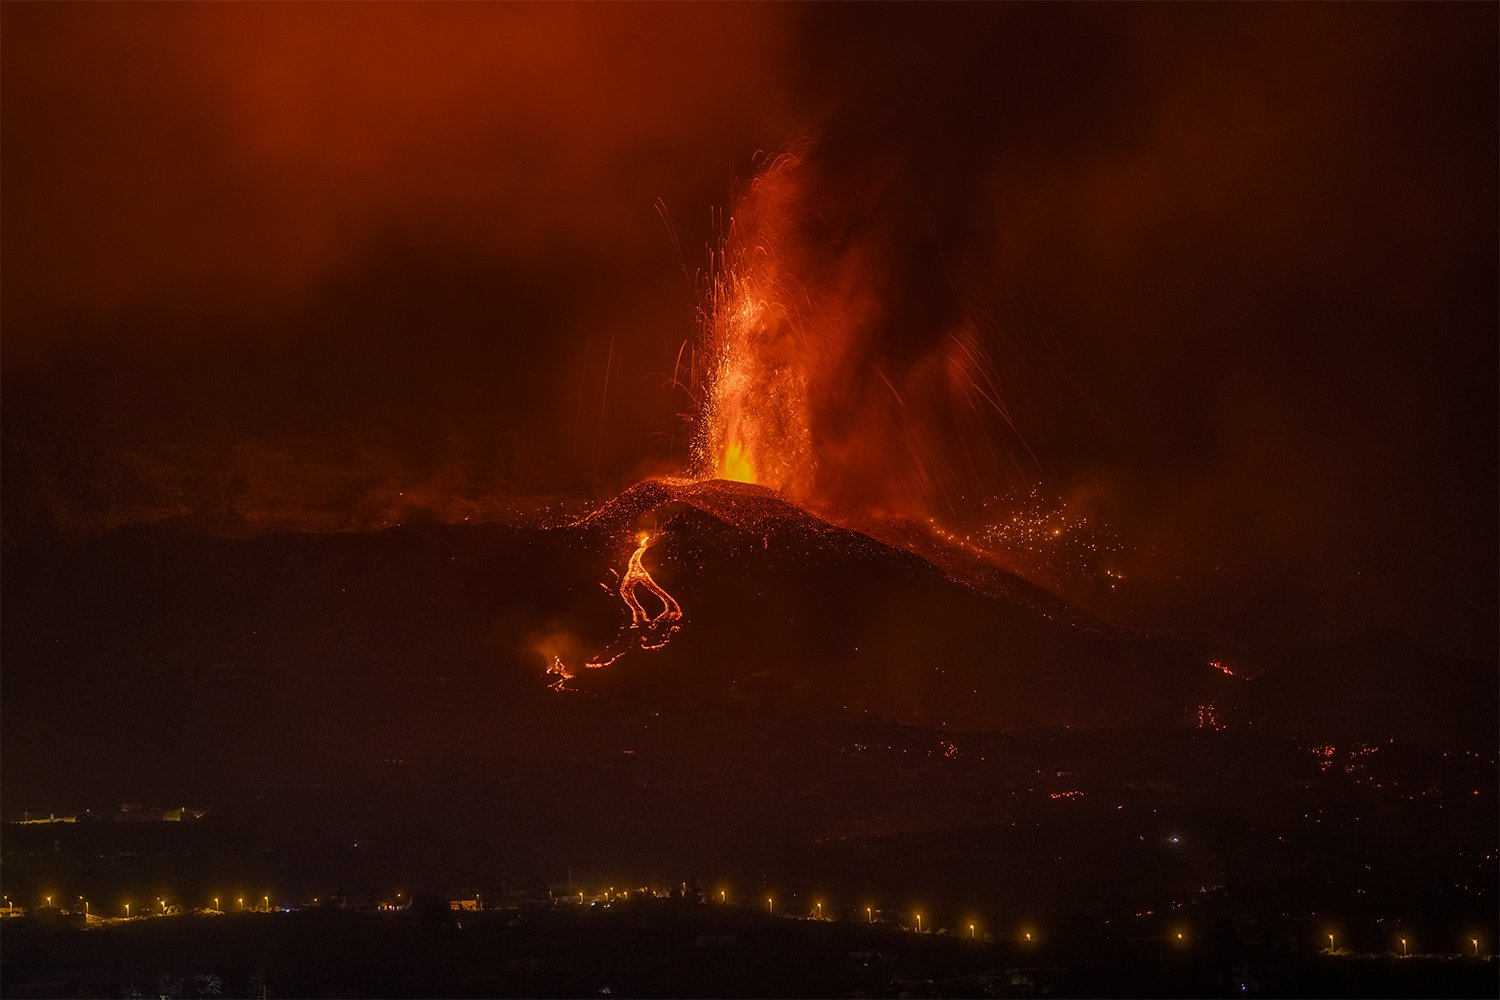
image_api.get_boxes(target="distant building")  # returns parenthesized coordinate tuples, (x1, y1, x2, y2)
(9, 813, 77, 825)
(111, 805, 206, 823)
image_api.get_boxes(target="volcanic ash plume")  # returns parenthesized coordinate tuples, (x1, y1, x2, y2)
(693, 143, 1030, 519)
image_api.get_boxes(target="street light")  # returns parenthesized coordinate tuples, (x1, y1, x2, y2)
(125, 903, 131, 918)
(263, 895, 269, 913)
(815, 902, 823, 919)
(969, 923, 976, 939)
(767, 897, 773, 915)
(214, 897, 220, 911)
(1401, 938, 1407, 957)
(866, 906, 873, 924)
(720, 890, 726, 904)
(238, 897, 244, 911)
(1474, 938, 1480, 957)
(915, 913, 922, 933)
(45, 896, 52, 908)
(1328, 933, 1335, 953)
(1025, 931, 1032, 943)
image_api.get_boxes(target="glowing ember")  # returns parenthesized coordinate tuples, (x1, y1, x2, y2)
(545, 654, 573, 693)
(546, 530, 683, 691)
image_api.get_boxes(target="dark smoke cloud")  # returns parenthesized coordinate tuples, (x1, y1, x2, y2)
(3, 4, 1494, 664)
(785, 5, 1496, 660)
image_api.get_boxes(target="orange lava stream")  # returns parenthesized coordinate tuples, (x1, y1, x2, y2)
(622, 531, 683, 628)
(546, 531, 683, 692)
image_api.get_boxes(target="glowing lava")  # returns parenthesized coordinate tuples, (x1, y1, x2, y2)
(694, 148, 820, 496)
(546, 530, 683, 691)
(719, 440, 756, 485)
(621, 531, 683, 638)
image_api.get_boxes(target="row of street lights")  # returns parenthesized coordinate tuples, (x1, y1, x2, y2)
(752, 894, 1005, 941)
(1327, 932, 1481, 958)
(742, 894, 1483, 956)
(12, 893, 273, 917)
(5, 888, 1490, 956)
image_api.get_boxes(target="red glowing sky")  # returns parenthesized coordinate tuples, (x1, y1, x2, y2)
(3, 4, 1495, 662)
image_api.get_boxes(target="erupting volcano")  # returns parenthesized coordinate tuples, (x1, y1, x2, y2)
(537, 144, 1205, 716)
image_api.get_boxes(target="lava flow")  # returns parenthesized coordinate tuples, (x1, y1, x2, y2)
(621, 531, 683, 644)
(546, 530, 683, 691)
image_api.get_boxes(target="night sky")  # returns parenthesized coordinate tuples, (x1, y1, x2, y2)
(3, 4, 1495, 665)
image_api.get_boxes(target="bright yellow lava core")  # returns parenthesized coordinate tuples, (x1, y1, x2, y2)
(719, 441, 756, 484)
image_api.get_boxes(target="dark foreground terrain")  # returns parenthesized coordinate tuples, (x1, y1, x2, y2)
(2, 483, 1494, 997)
(3, 901, 1497, 999)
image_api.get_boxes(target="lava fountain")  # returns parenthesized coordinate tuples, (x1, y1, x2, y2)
(693, 147, 826, 496)
(691, 142, 1032, 518)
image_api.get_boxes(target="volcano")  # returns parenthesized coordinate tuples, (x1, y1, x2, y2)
(3, 476, 1492, 944)
(554, 477, 1224, 730)
(1, 476, 1234, 808)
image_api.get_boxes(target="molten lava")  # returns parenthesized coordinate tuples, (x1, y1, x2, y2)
(546, 530, 683, 691)
(621, 530, 683, 639)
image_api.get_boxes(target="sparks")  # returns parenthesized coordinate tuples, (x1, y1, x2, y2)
(690, 143, 1030, 518)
